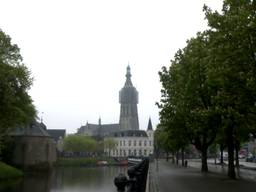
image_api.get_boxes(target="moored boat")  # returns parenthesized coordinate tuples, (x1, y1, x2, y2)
(128, 156, 143, 165)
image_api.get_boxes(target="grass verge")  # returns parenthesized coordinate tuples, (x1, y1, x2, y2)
(0, 161, 23, 179)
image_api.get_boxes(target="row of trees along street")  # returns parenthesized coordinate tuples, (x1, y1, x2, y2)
(156, 0, 256, 179)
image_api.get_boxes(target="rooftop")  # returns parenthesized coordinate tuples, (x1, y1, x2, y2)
(110, 130, 148, 138)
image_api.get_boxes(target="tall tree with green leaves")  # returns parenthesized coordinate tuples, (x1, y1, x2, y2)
(0, 29, 36, 152)
(103, 138, 117, 157)
(154, 125, 173, 162)
(158, 32, 221, 172)
(204, 0, 256, 178)
(63, 135, 97, 153)
(157, 49, 190, 163)
(181, 33, 221, 172)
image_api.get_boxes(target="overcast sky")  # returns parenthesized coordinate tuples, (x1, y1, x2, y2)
(0, 0, 223, 134)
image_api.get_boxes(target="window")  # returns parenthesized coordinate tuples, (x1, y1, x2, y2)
(144, 140, 147, 146)
(149, 141, 152, 146)
(134, 149, 137, 156)
(123, 140, 126, 146)
(128, 140, 131, 146)
(139, 149, 142, 156)
(129, 149, 131, 156)
(120, 140, 122, 146)
(134, 140, 136, 146)
(144, 150, 147, 156)
(139, 140, 142, 146)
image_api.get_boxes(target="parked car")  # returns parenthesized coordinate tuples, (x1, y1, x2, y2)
(239, 154, 246, 159)
(246, 153, 256, 162)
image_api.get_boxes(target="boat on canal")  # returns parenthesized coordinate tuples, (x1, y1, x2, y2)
(128, 156, 143, 165)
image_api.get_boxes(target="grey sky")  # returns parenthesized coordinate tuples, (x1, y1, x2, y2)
(0, 0, 223, 133)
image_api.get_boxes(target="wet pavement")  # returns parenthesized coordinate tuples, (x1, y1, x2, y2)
(152, 160, 256, 192)
(188, 159, 256, 181)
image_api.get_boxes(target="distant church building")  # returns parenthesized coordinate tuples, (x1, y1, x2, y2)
(77, 118, 120, 139)
(77, 66, 154, 157)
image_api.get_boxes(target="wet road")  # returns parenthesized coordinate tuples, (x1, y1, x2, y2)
(153, 160, 256, 192)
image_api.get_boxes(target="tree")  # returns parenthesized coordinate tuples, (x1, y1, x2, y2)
(182, 34, 222, 172)
(63, 135, 97, 154)
(103, 138, 117, 157)
(204, 0, 256, 178)
(157, 51, 190, 164)
(158, 0, 256, 179)
(154, 125, 173, 162)
(0, 29, 36, 153)
(158, 33, 221, 172)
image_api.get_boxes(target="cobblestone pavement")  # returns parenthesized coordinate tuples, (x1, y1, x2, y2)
(152, 160, 256, 192)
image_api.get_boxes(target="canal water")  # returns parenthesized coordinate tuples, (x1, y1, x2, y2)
(0, 166, 127, 192)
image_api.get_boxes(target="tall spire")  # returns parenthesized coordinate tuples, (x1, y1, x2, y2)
(98, 117, 101, 125)
(119, 65, 139, 130)
(147, 117, 153, 131)
(125, 65, 133, 87)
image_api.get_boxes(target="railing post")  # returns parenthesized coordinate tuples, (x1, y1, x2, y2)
(114, 158, 149, 192)
(114, 173, 128, 192)
(127, 166, 137, 191)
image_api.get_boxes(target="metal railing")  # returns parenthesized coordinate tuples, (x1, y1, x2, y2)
(114, 158, 149, 192)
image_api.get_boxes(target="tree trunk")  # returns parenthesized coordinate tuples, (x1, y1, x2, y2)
(172, 152, 175, 164)
(220, 144, 224, 164)
(227, 126, 236, 179)
(235, 141, 240, 168)
(201, 146, 208, 172)
(157, 149, 160, 160)
(214, 151, 217, 165)
(181, 148, 185, 166)
(166, 151, 169, 162)
(176, 151, 179, 165)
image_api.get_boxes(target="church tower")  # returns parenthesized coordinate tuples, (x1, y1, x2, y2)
(119, 66, 139, 130)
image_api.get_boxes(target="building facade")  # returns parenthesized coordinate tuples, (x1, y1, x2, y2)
(106, 119, 154, 157)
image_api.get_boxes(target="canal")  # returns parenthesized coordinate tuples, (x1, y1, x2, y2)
(0, 166, 127, 192)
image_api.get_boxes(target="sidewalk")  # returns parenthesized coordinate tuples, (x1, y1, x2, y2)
(188, 159, 256, 181)
(205, 158, 256, 169)
(151, 160, 256, 192)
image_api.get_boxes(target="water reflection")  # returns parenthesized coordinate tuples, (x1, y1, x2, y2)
(0, 166, 127, 192)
